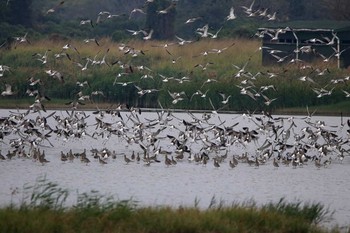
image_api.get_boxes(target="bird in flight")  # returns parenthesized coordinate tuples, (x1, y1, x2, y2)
(226, 7, 237, 21)
(1, 84, 15, 96)
(46, 1, 65, 14)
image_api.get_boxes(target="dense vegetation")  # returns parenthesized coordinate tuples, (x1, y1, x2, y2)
(0, 176, 338, 233)
(1, 0, 350, 42)
(0, 37, 350, 113)
(1, 0, 350, 113)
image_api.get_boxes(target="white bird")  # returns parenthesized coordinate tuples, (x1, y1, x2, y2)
(13, 32, 30, 47)
(28, 77, 42, 86)
(151, 42, 175, 49)
(159, 74, 174, 82)
(168, 90, 186, 101)
(175, 35, 193, 46)
(83, 38, 100, 46)
(237, 85, 256, 101)
(259, 8, 269, 17)
(74, 59, 90, 71)
(174, 76, 190, 84)
(210, 26, 223, 39)
(96, 11, 111, 23)
(91, 90, 105, 97)
(1, 84, 15, 96)
(209, 97, 225, 115)
(76, 80, 90, 88)
(0, 65, 10, 77)
(267, 49, 285, 54)
(96, 11, 122, 24)
(80, 19, 94, 27)
(32, 49, 51, 64)
(267, 12, 277, 21)
(126, 29, 146, 36)
(46, 1, 64, 14)
(29, 99, 46, 112)
(201, 78, 218, 88)
(107, 14, 122, 19)
(185, 17, 201, 24)
(270, 53, 292, 63)
(45, 69, 64, 83)
(298, 76, 317, 84)
(241, 0, 255, 14)
(209, 42, 235, 54)
(196, 24, 209, 38)
(134, 85, 159, 97)
(316, 51, 336, 62)
(114, 81, 134, 87)
(261, 93, 277, 106)
(218, 92, 231, 105)
(129, 8, 146, 19)
(312, 86, 334, 98)
(226, 7, 237, 20)
(157, 2, 176, 14)
(342, 90, 350, 98)
(143, 29, 154, 40)
(62, 43, 79, 54)
(322, 32, 337, 45)
(190, 89, 209, 101)
(194, 62, 214, 70)
(333, 46, 350, 58)
(171, 56, 182, 64)
(232, 59, 250, 77)
(314, 68, 330, 76)
(305, 38, 324, 44)
(264, 29, 284, 41)
(259, 85, 276, 93)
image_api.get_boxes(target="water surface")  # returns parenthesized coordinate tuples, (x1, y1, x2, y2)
(0, 109, 349, 229)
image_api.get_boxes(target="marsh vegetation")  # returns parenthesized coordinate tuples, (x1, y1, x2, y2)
(0, 176, 338, 233)
(1, 38, 350, 114)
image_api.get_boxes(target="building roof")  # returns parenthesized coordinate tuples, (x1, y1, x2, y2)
(259, 20, 350, 31)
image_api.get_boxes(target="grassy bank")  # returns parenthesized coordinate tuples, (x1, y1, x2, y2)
(0, 177, 341, 233)
(276, 100, 350, 116)
(0, 203, 337, 233)
(1, 98, 350, 116)
(1, 38, 350, 113)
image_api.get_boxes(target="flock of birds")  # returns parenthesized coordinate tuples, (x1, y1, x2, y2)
(1, 0, 350, 169)
(0, 102, 349, 170)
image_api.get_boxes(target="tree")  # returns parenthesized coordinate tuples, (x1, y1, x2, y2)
(323, 0, 350, 20)
(0, 1, 10, 23)
(288, 0, 305, 20)
(4, 0, 33, 27)
(145, 0, 176, 40)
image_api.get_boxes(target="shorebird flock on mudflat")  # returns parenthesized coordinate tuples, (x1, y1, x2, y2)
(1, 0, 350, 169)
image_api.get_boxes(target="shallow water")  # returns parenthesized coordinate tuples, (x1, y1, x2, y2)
(0, 109, 349, 230)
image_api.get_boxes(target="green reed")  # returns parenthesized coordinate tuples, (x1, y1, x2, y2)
(0, 176, 342, 233)
(1, 38, 350, 113)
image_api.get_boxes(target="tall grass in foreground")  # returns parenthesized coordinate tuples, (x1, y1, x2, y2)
(0, 176, 340, 233)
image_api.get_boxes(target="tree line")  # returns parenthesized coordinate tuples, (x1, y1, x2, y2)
(1, 0, 350, 43)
